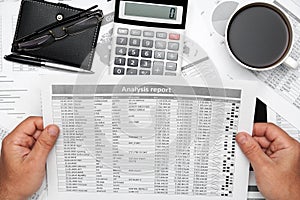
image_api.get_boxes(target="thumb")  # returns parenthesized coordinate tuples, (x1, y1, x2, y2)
(236, 132, 270, 169)
(29, 125, 60, 163)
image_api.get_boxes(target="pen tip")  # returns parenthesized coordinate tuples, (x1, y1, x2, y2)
(80, 69, 94, 74)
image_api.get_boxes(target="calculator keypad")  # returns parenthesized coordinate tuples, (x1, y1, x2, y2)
(111, 25, 183, 76)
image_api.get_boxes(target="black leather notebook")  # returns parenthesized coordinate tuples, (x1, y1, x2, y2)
(11, 0, 103, 70)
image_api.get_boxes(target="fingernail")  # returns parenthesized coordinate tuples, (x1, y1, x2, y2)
(47, 126, 59, 137)
(237, 134, 248, 144)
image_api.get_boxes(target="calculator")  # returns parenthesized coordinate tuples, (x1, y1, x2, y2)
(110, 0, 188, 75)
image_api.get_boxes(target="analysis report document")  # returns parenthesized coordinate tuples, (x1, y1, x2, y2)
(41, 76, 256, 200)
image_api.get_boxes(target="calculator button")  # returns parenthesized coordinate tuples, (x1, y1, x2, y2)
(139, 70, 151, 75)
(169, 33, 180, 40)
(116, 37, 128, 45)
(140, 60, 151, 68)
(154, 51, 165, 59)
(165, 72, 176, 76)
(166, 62, 177, 71)
(156, 32, 167, 39)
(155, 41, 167, 49)
(127, 58, 139, 67)
(126, 68, 138, 75)
(117, 28, 129, 35)
(129, 38, 141, 46)
(114, 67, 125, 75)
(130, 29, 142, 36)
(115, 47, 127, 55)
(152, 61, 164, 75)
(128, 48, 140, 57)
(141, 50, 152, 58)
(114, 57, 126, 66)
(143, 31, 154, 37)
(167, 52, 178, 61)
(168, 42, 179, 51)
(142, 39, 153, 48)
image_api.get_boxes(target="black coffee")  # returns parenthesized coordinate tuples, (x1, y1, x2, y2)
(227, 3, 292, 69)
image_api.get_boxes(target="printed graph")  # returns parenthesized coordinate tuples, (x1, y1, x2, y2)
(211, 1, 238, 36)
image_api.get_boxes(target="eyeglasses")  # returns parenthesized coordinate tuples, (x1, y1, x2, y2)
(13, 6, 103, 52)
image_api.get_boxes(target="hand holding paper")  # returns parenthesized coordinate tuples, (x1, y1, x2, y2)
(0, 117, 59, 200)
(237, 123, 300, 200)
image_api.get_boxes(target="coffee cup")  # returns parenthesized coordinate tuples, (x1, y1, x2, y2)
(225, 2, 298, 71)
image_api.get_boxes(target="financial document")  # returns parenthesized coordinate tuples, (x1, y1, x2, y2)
(253, 0, 300, 130)
(0, 74, 41, 120)
(42, 76, 257, 200)
(192, 0, 300, 130)
(0, 112, 17, 149)
(0, 15, 2, 72)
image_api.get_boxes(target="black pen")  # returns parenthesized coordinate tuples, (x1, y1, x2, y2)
(4, 54, 94, 74)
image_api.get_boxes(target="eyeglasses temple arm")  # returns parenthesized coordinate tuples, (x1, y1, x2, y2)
(14, 5, 98, 43)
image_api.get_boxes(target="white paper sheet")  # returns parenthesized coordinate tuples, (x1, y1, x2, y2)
(254, 0, 300, 130)
(186, 0, 259, 82)
(190, 0, 300, 131)
(0, 74, 41, 120)
(0, 112, 18, 149)
(267, 106, 300, 141)
(42, 75, 257, 200)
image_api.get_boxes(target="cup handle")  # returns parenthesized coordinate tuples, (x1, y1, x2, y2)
(283, 57, 299, 69)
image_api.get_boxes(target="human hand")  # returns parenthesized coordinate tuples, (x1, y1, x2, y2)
(236, 123, 300, 200)
(0, 116, 59, 200)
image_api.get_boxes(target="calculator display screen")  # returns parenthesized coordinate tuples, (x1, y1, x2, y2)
(124, 2, 177, 20)
(119, 1, 184, 25)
